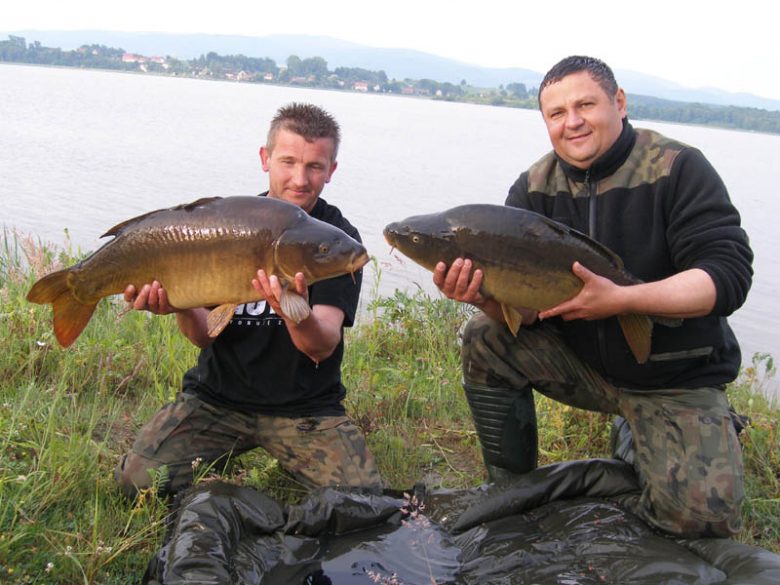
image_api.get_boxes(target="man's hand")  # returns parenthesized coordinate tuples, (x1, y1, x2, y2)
(538, 262, 621, 321)
(252, 270, 309, 322)
(432, 258, 524, 324)
(433, 258, 488, 305)
(540, 262, 717, 321)
(124, 281, 181, 315)
(253, 269, 344, 363)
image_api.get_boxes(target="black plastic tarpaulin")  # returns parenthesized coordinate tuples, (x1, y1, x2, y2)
(144, 459, 780, 584)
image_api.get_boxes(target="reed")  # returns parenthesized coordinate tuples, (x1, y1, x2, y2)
(0, 232, 777, 583)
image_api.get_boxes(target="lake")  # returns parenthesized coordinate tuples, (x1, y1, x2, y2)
(2, 63, 778, 397)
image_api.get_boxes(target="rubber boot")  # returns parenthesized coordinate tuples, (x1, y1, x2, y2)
(609, 415, 636, 466)
(462, 382, 538, 483)
(609, 415, 646, 485)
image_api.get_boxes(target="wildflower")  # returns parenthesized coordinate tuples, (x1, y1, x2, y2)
(191, 457, 203, 470)
(45, 563, 54, 573)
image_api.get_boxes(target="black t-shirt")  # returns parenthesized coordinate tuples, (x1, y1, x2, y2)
(181, 194, 363, 416)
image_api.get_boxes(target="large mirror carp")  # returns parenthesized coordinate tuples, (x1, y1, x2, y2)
(28, 196, 368, 347)
(384, 204, 680, 364)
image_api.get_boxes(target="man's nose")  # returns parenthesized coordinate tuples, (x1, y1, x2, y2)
(290, 164, 308, 186)
(565, 109, 584, 128)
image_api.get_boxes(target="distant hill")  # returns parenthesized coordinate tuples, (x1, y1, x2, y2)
(4, 29, 780, 111)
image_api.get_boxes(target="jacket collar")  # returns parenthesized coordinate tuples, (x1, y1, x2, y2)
(555, 119, 636, 183)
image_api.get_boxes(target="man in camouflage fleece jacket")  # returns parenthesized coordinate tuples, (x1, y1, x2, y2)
(433, 55, 753, 538)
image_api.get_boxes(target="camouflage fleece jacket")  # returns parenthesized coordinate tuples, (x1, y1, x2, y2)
(506, 121, 753, 389)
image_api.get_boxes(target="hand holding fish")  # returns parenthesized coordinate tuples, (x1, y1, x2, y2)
(253, 268, 345, 363)
(252, 270, 309, 323)
(124, 281, 182, 315)
(539, 262, 623, 322)
(433, 258, 487, 305)
(434, 258, 529, 325)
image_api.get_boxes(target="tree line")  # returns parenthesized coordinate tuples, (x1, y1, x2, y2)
(2, 35, 778, 134)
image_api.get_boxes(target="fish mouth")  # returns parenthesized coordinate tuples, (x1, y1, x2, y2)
(383, 225, 398, 247)
(349, 250, 370, 283)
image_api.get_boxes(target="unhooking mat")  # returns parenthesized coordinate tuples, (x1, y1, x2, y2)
(143, 459, 780, 584)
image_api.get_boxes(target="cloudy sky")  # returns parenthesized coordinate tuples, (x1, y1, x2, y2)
(6, 0, 780, 100)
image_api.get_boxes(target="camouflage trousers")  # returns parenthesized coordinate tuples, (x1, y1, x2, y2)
(114, 392, 383, 499)
(462, 313, 744, 538)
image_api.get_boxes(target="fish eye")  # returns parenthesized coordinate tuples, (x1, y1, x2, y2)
(412, 236, 420, 243)
(319, 244, 329, 254)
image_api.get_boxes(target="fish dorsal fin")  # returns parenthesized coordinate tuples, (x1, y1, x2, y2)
(537, 215, 626, 272)
(501, 303, 523, 337)
(617, 313, 653, 364)
(101, 197, 223, 238)
(207, 303, 238, 337)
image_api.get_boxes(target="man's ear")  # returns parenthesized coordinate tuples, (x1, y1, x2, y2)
(615, 88, 627, 119)
(325, 161, 338, 183)
(259, 146, 271, 171)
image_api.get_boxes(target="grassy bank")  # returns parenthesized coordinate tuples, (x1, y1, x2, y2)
(0, 231, 778, 583)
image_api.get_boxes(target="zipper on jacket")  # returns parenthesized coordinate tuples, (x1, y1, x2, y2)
(585, 171, 610, 375)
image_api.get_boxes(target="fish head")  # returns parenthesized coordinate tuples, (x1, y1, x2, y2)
(383, 212, 460, 271)
(274, 221, 369, 284)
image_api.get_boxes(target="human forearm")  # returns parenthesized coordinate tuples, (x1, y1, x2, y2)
(175, 308, 215, 349)
(284, 304, 343, 363)
(614, 268, 716, 319)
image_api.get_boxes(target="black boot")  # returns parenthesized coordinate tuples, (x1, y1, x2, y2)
(462, 382, 538, 483)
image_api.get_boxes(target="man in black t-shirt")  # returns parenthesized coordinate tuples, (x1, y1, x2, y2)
(115, 103, 382, 498)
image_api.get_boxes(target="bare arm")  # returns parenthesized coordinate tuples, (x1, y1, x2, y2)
(124, 282, 215, 349)
(252, 270, 344, 363)
(433, 258, 539, 325)
(538, 262, 716, 321)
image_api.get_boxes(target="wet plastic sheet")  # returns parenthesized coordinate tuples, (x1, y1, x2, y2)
(144, 459, 780, 584)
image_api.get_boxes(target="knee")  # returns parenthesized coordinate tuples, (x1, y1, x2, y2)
(642, 482, 744, 538)
(462, 313, 503, 364)
(114, 452, 164, 500)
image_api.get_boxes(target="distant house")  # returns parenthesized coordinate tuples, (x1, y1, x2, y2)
(353, 82, 368, 92)
(401, 87, 414, 95)
(150, 56, 165, 64)
(290, 77, 308, 84)
(123, 53, 148, 64)
(263, 73, 273, 81)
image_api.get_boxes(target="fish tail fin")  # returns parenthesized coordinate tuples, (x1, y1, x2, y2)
(27, 269, 97, 348)
(617, 313, 653, 364)
(26, 268, 71, 304)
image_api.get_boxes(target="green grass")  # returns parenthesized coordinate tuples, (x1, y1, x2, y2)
(0, 232, 778, 583)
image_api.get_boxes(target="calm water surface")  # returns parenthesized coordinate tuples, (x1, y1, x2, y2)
(2, 64, 777, 396)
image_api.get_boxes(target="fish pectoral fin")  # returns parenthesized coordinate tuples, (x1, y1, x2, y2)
(501, 303, 523, 337)
(280, 289, 311, 324)
(617, 313, 653, 364)
(207, 303, 238, 337)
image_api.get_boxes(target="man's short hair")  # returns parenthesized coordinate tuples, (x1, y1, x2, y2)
(266, 102, 341, 161)
(538, 56, 619, 109)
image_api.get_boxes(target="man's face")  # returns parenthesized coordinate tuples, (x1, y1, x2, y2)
(260, 128, 338, 213)
(539, 71, 626, 169)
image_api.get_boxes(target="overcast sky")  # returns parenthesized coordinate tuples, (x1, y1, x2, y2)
(6, 0, 780, 100)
